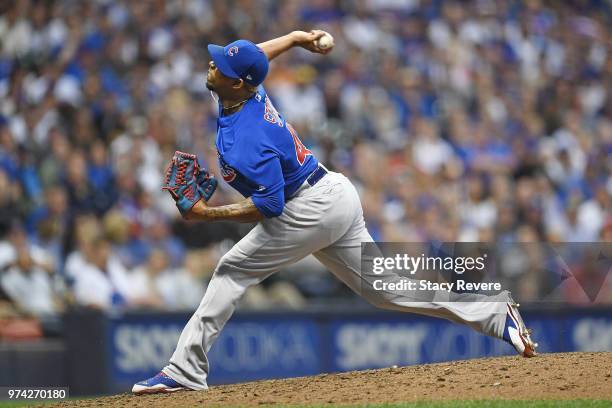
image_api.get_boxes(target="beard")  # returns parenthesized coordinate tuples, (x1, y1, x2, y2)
(206, 80, 214, 91)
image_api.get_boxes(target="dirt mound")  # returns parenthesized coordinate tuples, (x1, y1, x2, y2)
(44, 352, 611, 407)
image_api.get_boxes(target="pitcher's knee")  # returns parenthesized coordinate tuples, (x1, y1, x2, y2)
(213, 253, 241, 276)
(213, 251, 273, 283)
(363, 292, 396, 310)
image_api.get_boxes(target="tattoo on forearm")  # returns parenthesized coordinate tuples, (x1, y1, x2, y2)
(195, 197, 264, 223)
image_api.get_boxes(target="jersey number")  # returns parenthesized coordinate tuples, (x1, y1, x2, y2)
(287, 123, 312, 165)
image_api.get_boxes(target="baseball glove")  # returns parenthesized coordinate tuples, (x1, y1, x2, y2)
(195, 164, 218, 202)
(162, 151, 202, 217)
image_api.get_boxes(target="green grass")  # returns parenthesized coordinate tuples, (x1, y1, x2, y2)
(0, 402, 50, 408)
(0, 397, 82, 408)
(295, 402, 612, 408)
(0, 399, 610, 408)
(359, 401, 612, 408)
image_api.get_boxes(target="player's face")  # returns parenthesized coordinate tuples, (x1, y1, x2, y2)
(206, 60, 235, 93)
(206, 60, 218, 90)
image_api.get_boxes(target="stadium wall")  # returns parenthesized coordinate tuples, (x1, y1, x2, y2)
(5, 307, 611, 395)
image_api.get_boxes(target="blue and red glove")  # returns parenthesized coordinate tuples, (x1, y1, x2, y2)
(196, 160, 218, 203)
(162, 151, 201, 217)
(162, 151, 218, 217)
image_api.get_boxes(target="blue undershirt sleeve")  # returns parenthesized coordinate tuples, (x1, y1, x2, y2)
(249, 153, 285, 218)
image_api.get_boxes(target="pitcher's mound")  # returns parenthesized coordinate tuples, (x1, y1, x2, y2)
(45, 352, 611, 407)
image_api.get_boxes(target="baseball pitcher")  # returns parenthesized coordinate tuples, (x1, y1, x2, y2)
(132, 30, 537, 394)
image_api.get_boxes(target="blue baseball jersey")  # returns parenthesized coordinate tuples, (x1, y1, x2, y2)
(215, 86, 318, 218)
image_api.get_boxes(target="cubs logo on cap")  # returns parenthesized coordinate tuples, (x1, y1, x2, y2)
(207, 39, 269, 87)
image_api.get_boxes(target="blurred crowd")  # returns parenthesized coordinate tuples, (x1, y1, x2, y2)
(1, 0, 611, 329)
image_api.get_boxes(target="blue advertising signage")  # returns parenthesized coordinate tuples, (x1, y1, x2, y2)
(207, 319, 321, 382)
(102, 308, 612, 392)
(328, 310, 612, 371)
(329, 318, 510, 371)
(565, 316, 612, 351)
(107, 315, 322, 388)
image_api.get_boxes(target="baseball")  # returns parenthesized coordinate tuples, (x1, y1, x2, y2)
(316, 32, 334, 50)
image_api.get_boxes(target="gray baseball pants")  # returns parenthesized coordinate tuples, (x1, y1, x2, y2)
(163, 171, 508, 390)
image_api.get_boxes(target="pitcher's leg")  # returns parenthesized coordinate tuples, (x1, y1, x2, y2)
(162, 222, 326, 389)
(317, 174, 535, 354)
(312, 183, 509, 339)
(161, 225, 273, 389)
(161, 179, 355, 390)
(162, 267, 267, 389)
(314, 242, 508, 338)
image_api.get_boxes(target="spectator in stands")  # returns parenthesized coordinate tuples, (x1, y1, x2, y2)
(0, 0, 610, 308)
(142, 218, 185, 269)
(129, 249, 206, 311)
(68, 235, 136, 310)
(30, 185, 70, 272)
(0, 243, 59, 317)
(0, 168, 21, 238)
(102, 209, 141, 269)
(63, 149, 97, 215)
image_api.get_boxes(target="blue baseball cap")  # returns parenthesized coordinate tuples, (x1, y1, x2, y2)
(207, 39, 269, 87)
